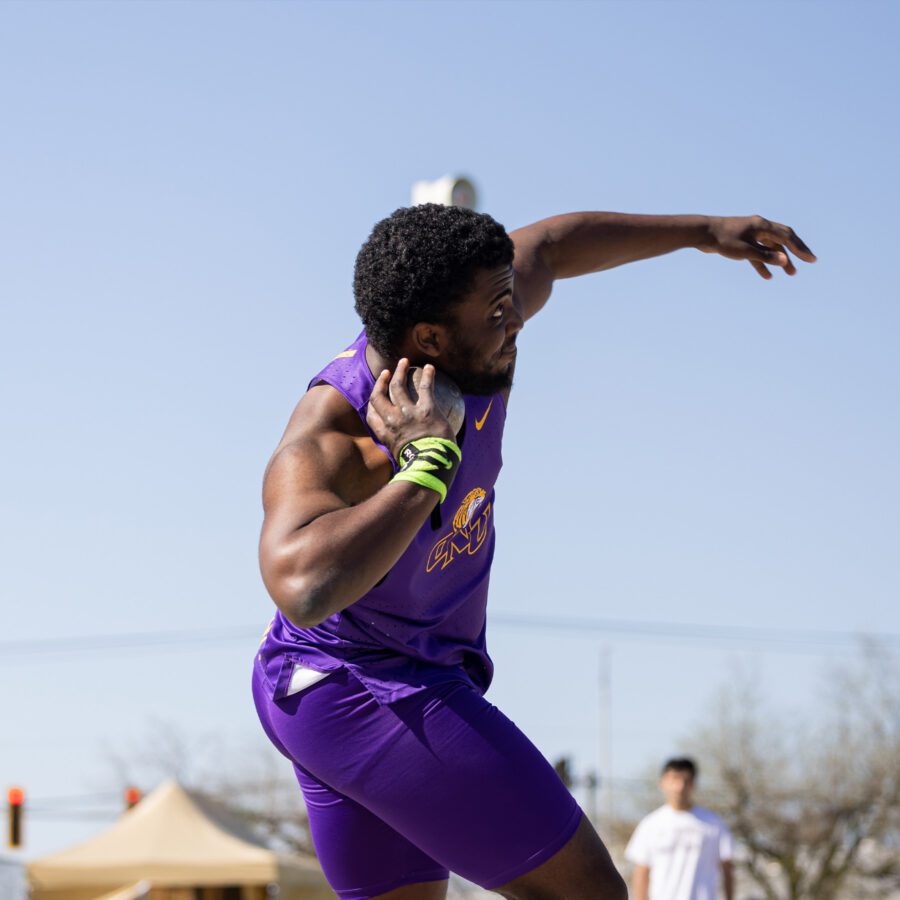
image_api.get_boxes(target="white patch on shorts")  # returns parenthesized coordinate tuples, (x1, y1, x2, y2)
(285, 663, 331, 697)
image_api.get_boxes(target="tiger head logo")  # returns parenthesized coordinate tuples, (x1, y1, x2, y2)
(427, 486, 492, 573)
(453, 488, 487, 531)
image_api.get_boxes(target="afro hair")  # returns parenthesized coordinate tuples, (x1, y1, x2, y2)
(353, 204, 514, 357)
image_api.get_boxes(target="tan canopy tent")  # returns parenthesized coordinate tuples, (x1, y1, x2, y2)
(27, 779, 333, 900)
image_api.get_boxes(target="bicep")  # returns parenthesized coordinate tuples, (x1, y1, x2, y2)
(259, 434, 357, 569)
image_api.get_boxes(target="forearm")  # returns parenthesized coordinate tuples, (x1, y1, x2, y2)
(263, 480, 438, 627)
(632, 865, 650, 900)
(530, 212, 712, 278)
(722, 862, 735, 900)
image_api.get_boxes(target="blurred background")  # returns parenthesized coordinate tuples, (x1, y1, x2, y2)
(1, 1, 898, 897)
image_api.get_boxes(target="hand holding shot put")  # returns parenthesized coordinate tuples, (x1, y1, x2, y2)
(366, 359, 458, 458)
(254, 204, 814, 900)
(368, 358, 465, 506)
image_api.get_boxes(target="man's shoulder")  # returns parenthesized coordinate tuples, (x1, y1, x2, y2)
(691, 806, 730, 831)
(263, 383, 382, 497)
(636, 805, 671, 828)
(625, 805, 675, 865)
(278, 383, 369, 449)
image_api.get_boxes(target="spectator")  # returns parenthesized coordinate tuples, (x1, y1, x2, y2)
(626, 757, 734, 900)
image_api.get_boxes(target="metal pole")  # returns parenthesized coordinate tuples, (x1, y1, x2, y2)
(599, 645, 613, 831)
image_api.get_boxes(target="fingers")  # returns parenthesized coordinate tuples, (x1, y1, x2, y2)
(714, 216, 817, 279)
(366, 361, 452, 457)
(388, 358, 413, 407)
(750, 259, 773, 280)
(759, 238, 797, 276)
(757, 220, 817, 263)
(727, 240, 789, 269)
(365, 395, 385, 432)
(748, 218, 816, 273)
(416, 364, 436, 403)
(372, 359, 435, 412)
(367, 368, 393, 418)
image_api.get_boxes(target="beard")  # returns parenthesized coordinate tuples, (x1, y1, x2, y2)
(440, 336, 515, 396)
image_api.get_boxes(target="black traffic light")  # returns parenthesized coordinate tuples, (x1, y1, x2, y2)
(7, 787, 24, 848)
(553, 757, 573, 789)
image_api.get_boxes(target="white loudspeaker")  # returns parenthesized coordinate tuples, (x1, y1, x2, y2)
(411, 175, 478, 210)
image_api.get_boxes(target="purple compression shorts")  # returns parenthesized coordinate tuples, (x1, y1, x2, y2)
(252, 661, 582, 899)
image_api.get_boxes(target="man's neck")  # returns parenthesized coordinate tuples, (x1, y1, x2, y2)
(364, 342, 394, 378)
(667, 800, 694, 812)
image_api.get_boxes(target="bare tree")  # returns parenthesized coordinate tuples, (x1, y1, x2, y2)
(102, 720, 316, 855)
(688, 645, 899, 900)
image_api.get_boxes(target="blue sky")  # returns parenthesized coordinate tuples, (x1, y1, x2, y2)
(1, 0, 898, 859)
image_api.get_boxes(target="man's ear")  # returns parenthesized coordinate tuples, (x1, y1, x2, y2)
(410, 322, 447, 359)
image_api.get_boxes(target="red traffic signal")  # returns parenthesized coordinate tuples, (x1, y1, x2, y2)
(125, 786, 142, 810)
(7, 786, 24, 848)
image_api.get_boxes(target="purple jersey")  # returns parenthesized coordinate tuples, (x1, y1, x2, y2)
(258, 331, 506, 704)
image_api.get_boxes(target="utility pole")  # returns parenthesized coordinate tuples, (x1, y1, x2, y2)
(598, 646, 613, 831)
(584, 770, 598, 825)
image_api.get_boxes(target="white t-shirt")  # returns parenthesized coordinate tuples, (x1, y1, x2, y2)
(625, 805, 733, 900)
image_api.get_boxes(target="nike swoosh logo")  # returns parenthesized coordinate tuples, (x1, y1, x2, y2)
(474, 399, 493, 431)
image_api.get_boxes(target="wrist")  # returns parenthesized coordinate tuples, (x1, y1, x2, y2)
(390, 437, 462, 503)
(390, 425, 455, 460)
(693, 215, 718, 252)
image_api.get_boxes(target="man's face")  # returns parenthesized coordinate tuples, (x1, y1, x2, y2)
(660, 768, 695, 809)
(438, 264, 522, 396)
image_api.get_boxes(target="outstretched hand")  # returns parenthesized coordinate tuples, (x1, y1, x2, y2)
(701, 215, 817, 279)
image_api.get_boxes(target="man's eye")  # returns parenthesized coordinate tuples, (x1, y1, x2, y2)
(492, 305, 504, 320)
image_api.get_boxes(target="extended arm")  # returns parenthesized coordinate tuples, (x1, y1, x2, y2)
(510, 212, 816, 320)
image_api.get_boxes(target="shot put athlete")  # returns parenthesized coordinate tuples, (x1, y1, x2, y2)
(253, 205, 815, 900)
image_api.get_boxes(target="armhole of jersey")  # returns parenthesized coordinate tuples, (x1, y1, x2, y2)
(308, 375, 397, 473)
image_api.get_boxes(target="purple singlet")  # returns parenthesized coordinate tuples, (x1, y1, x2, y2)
(257, 331, 507, 704)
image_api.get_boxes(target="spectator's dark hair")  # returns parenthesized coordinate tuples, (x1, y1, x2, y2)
(661, 757, 698, 779)
(353, 204, 514, 357)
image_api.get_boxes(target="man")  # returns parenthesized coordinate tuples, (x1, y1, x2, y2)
(626, 758, 734, 900)
(253, 205, 814, 900)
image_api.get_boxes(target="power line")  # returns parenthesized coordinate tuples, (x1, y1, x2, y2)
(489, 613, 897, 653)
(0, 615, 894, 664)
(22, 791, 122, 807)
(0, 625, 256, 664)
(26, 809, 121, 822)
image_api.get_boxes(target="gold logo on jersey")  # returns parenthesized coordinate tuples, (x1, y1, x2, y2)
(453, 488, 487, 530)
(427, 487, 492, 572)
(474, 399, 493, 431)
